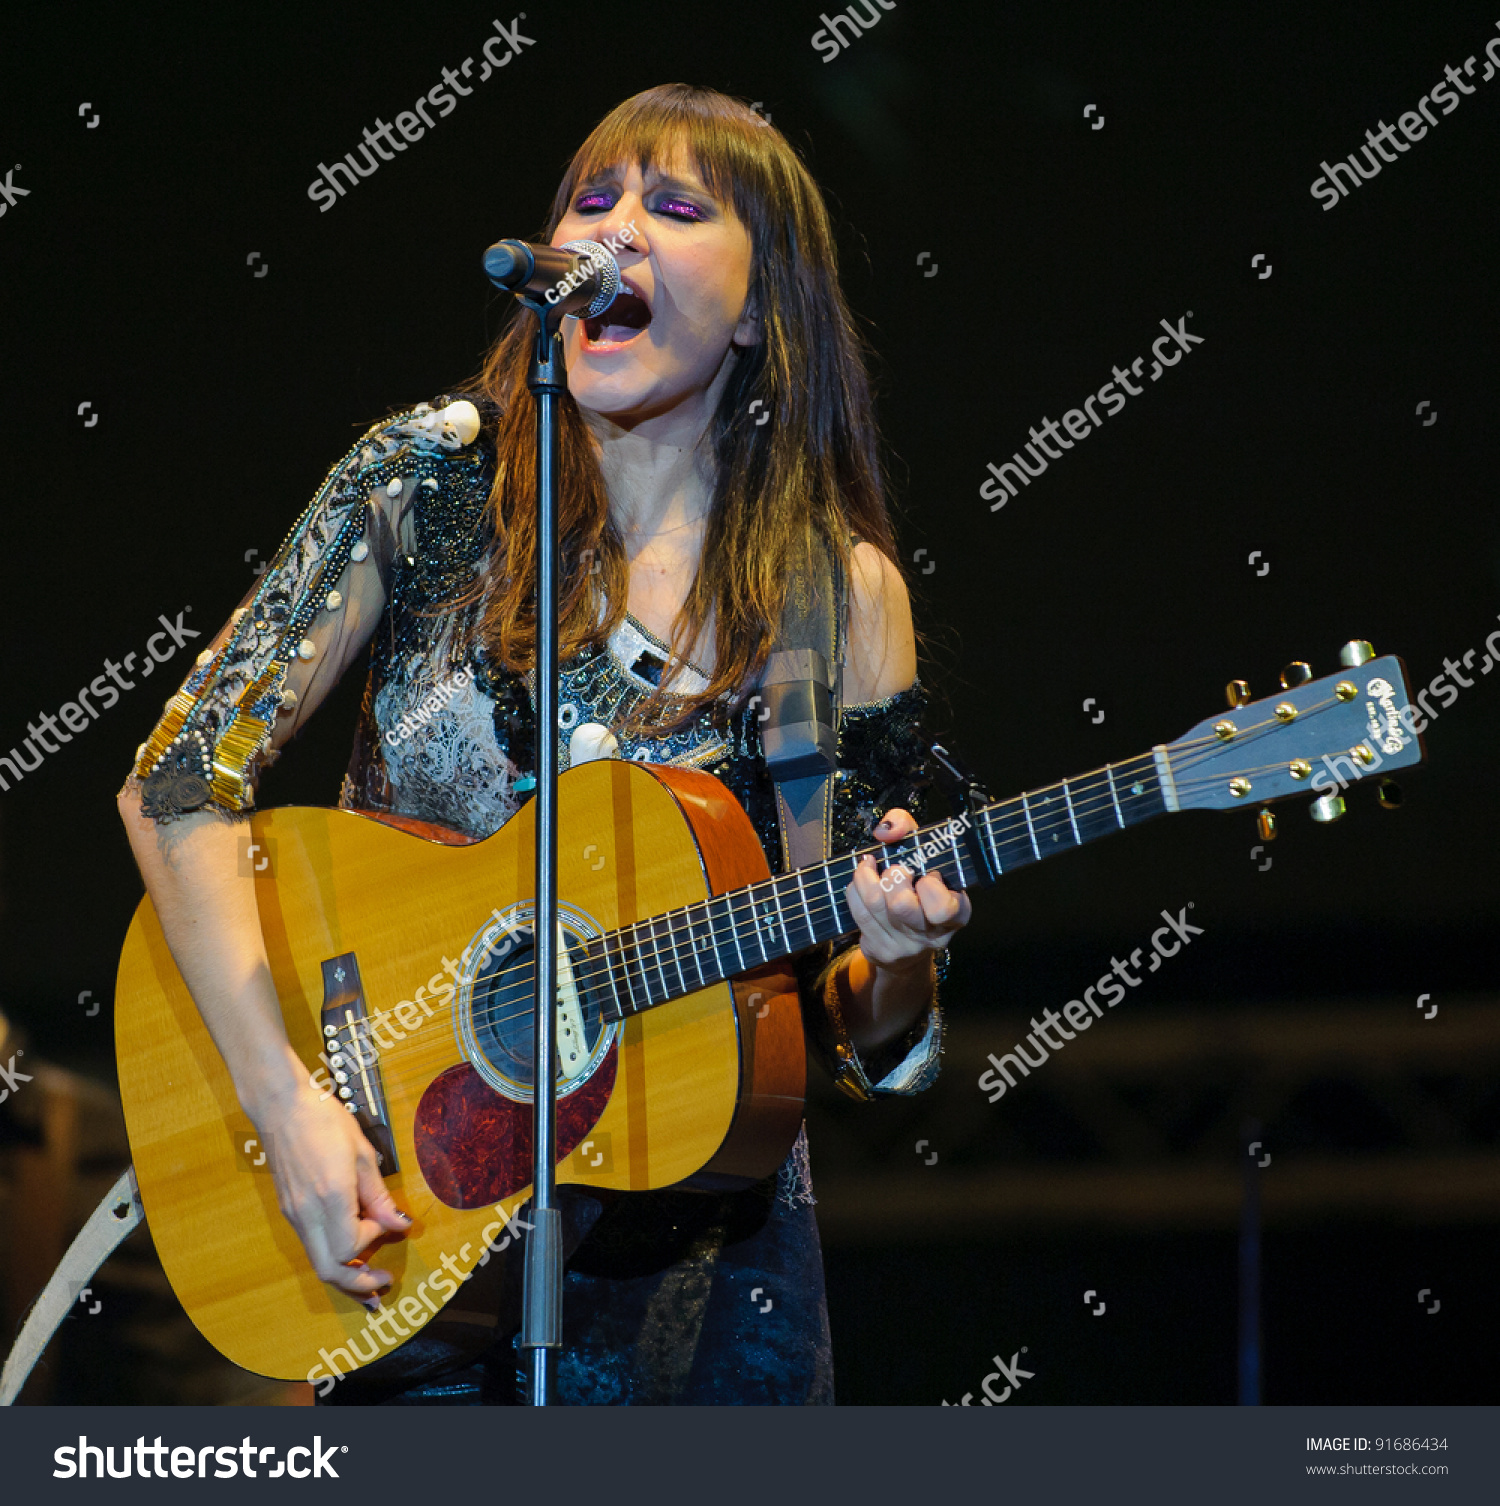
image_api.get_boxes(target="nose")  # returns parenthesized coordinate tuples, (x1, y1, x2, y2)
(588, 196, 648, 261)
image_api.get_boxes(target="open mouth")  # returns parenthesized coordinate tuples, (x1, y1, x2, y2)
(582, 283, 652, 349)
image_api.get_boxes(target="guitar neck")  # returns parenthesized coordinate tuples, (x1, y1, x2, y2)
(589, 747, 1172, 1023)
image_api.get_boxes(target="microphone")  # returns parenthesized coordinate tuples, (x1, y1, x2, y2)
(482, 238, 621, 317)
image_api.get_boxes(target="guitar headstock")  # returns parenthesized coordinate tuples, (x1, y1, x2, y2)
(1164, 643, 1425, 817)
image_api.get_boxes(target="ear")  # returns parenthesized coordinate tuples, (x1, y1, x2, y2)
(731, 291, 762, 349)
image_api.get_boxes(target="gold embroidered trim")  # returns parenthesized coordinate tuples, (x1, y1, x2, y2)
(133, 690, 198, 779)
(208, 664, 287, 810)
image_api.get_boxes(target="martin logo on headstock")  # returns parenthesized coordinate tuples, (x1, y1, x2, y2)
(1363, 676, 1410, 757)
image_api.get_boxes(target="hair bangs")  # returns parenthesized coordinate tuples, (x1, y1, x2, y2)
(544, 85, 777, 252)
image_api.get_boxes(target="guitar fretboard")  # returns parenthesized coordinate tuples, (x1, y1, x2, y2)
(582, 749, 1170, 1023)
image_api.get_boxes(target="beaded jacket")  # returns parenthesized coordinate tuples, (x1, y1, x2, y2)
(129, 396, 950, 1403)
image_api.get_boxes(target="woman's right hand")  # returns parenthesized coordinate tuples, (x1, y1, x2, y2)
(247, 1077, 413, 1306)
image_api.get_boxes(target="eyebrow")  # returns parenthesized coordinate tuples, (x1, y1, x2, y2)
(575, 169, 715, 201)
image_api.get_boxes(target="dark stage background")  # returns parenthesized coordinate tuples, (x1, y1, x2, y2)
(0, 1, 1496, 1406)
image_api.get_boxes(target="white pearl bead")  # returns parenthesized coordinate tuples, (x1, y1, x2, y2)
(297, 639, 317, 661)
(439, 399, 481, 444)
(350, 540, 370, 562)
(570, 722, 619, 765)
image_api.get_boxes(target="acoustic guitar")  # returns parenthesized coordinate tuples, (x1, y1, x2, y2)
(114, 646, 1423, 1383)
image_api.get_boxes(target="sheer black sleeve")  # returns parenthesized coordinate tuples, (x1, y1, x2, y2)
(793, 681, 949, 1099)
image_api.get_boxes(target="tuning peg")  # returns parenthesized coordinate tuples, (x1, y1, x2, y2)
(1339, 640, 1376, 667)
(1225, 680, 1251, 708)
(1310, 793, 1346, 823)
(1279, 662, 1311, 689)
(1257, 807, 1276, 841)
(1377, 779, 1403, 809)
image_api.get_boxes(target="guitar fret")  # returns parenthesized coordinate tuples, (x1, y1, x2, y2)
(823, 864, 840, 938)
(763, 882, 789, 957)
(668, 908, 688, 997)
(795, 868, 814, 946)
(756, 884, 782, 960)
(982, 810, 1004, 875)
(1105, 764, 1125, 828)
(635, 919, 661, 1009)
(1062, 780, 1082, 845)
(1072, 772, 1124, 844)
(597, 936, 625, 1020)
(724, 893, 747, 973)
(688, 906, 708, 990)
(650, 916, 670, 1003)
(1022, 793, 1041, 860)
(617, 930, 642, 1016)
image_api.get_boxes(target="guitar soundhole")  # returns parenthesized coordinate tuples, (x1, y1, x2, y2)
(465, 917, 612, 1099)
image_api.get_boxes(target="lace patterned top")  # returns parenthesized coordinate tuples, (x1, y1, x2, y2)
(131, 396, 946, 1100)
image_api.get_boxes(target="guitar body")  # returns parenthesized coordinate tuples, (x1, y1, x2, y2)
(115, 760, 806, 1382)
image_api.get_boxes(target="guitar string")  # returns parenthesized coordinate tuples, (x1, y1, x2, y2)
(321, 768, 1148, 1089)
(334, 754, 1152, 1059)
(455, 693, 1356, 1029)
(340, 719, 1360, 1083)
(321, 696, 1373, 1087)
(319, 755, 1243, 1090)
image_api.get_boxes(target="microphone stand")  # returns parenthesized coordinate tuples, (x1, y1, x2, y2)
(511, 292, 567, 1406)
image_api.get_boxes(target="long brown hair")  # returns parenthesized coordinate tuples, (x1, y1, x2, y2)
(465, 84, 903, 735)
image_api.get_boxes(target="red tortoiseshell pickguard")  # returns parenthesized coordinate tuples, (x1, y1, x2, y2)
(413, 1046, 617, 1208)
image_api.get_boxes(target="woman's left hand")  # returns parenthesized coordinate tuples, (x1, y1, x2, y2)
(846, 807, 972, 973)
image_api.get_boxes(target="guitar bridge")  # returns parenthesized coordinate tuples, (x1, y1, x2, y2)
(319, 952, 399, 1175)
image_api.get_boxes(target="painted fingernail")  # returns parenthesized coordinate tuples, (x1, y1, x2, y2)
(395, 1210, 413, 1223)
(360, 1295, 380, 1311)
(874, 818, 893, 834)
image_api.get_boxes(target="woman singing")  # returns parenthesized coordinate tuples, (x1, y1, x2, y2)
(119, 83, 970, 1405)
